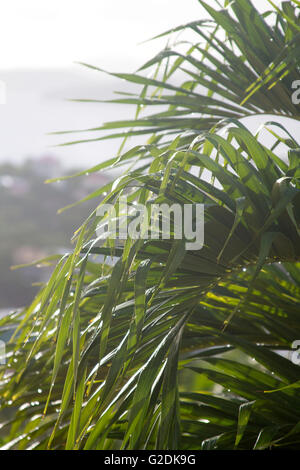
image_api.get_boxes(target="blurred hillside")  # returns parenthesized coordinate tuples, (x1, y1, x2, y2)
(0, 156, 110, 309)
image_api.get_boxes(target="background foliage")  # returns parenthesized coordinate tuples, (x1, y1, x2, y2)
(0, 160, 109, 309)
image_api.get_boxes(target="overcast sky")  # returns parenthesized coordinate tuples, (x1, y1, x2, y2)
(0, 0, 203, 169)
(0, 0, 205, 70)
(0, 0, 293, 171)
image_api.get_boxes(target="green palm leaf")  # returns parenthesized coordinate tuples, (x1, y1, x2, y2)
(1, 0, 300, 450)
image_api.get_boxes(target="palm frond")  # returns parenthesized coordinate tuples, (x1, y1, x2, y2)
(1, 0, 300, 450)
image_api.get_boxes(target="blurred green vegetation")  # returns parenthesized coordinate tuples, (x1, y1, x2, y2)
(0, 158, 110, 308)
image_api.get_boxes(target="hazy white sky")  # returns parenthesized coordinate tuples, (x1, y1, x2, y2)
(0, 0, 205, 168)
(0, 0, 204, 70)
(0, 0, 277, 70)
(0, 0, 291, 171)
